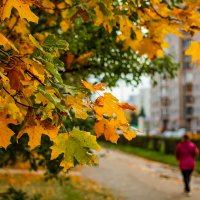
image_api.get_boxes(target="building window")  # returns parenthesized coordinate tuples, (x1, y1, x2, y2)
(185, 107, 193, 115)
(185, 83, 193, 93)
(185, 95, 195, 103)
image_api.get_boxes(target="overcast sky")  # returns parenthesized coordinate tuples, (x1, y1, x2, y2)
(107, 76, 151, 102)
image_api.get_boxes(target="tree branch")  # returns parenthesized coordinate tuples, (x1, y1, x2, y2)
(3, 86, 36, 109)
(150, 3, 179, 22)
(6, 16, 20, 38)
(24, 69, 45, 86)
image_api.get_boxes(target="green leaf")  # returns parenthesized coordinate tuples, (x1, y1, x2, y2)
(53, 57, 65, 72)
(42, 58, 64, 84)
(37, 85, 67, 112)
(30, 34, 66, 83)
(43, 35, 69, 51)
(67, 7, 78, 18)
(64, 85, 77, 96)
(51, 128, 101, 171)
(29, 34, 44, 52)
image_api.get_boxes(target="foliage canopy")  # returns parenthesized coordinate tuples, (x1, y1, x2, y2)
(0, 0, 200, 173)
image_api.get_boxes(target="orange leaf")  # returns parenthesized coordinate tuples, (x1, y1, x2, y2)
(18, 120, 59, 149)
(119, 103, 136, 111)
(76, 52, 93, 65)
(65, 93, 90, 120)
(8, 68, 25, 91)
(0, 33, 18, 51)
(94, 93, 127, 124)
(82, 80, 107, 91)
(65, 53, 75, 69)
(94, 118, 120, 143)
(1, 0, 38, 23)
(120, 126, 137, 141)
(0, 112, 17, 148)
(94, 93, 137, 143)
(76, 51, 94, 64)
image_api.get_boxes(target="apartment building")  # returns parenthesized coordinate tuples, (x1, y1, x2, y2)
(150, 35, 200, 132)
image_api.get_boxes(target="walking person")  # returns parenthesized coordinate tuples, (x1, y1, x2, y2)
(176, 134, 199, 196)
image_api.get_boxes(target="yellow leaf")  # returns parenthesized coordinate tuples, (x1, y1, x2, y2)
(7, 102, 24, 122)
(64, 0, 72, 6)
(94, 118, 120, 143)
(94, 93, 127, 124)
(94, 93, 137, 143)
(185, 41, 200, 64)
(34, 93, 49, 104)
(23, 58, 46, 83)
(18, 120, 59, 149)
(0, 112, 17, 148)
(1, 0, 38, 23)
(137, 38, 161, 59)
(41, 0, 55, 13)
(82, 80, 107, 91)
(22, 86, 37, 97)
(0, 33, 18, 52)
(65, 93, 90, 119)
(0, 93, 24, 122)
(41, 103, 55, 120)
(120, 126, 137, 141)
(6, 17, 29, 35)
(60, 20, 71, 32)
(94, 5, 104, 26)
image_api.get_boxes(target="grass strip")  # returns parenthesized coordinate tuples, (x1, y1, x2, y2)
(0, 173, 113, 200)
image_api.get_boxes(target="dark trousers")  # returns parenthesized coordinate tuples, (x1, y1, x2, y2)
(181, 170, 193, 192)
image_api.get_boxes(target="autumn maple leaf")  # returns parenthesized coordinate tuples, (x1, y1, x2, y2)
(18, 120, 59, 149)
(51, 128, 101, 171)
(185, 41, 200, 64)
(0, 0, 38, 23)
(0, 112, 17, 148)
(65, 93, 91, 119)
(0, 33, 18, 51)
(81, 80, 107, 91)
(94, 93, 137, 143)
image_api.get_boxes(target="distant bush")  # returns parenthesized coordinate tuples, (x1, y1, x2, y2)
(116, 135, 200, 159)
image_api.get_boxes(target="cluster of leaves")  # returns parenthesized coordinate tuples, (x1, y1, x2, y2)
(1, 0, 200, 173)
(0, 5, 137, 171)
(61, 20, 178, 87)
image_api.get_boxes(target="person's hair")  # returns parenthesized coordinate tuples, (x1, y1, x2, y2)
(183, 134, 189, 140)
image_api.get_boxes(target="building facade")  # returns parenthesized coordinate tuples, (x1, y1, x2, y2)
(129, 88, 151, 118)
(150, 35, 200, 132)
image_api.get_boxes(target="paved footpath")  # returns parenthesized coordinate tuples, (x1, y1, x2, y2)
(79, 149, 200, 200)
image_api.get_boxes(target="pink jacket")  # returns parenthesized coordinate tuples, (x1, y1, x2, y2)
(176, 140, 199, 170)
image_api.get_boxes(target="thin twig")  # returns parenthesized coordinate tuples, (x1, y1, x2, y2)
(3, 86, 36, 109)
(150, 3, 179, 22)
(25, 69, 45, 86)
(0, 48, 9, 57)
(6, 16, 20, 37)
